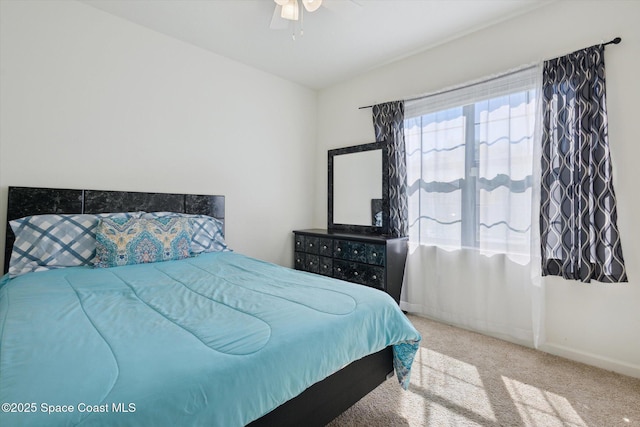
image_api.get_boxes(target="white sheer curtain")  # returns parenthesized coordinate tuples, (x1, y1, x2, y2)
(401, 65, 545, 348)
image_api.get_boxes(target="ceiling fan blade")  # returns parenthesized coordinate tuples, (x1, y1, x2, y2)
(269, 5, 290, 30)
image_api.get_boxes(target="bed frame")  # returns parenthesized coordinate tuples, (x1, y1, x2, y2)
(3, 186, 394, 427)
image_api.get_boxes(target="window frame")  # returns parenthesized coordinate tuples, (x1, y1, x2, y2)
(404, 66, 539, 254)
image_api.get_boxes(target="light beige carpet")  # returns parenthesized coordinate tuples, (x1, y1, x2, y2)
(328, 315, 640, 427)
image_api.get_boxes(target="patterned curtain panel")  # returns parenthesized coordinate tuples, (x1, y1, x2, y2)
(372, 101, 408, 237)
(541, 44, 627, 283)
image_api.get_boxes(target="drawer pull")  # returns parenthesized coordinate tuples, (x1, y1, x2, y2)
(373, 253, 377, 257)
(323, 245, 327, 249)
(354, 250, 358, 254)
(354, 272, 358, 276)
(337, 268, 342, 272)
(309, 262, 314, 266)
(309, 243, 314, 247)
(372, 275, 377, 280)
(337, 248, 342, 252)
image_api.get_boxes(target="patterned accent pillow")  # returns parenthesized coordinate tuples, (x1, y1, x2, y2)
(142, 212, 229, 253)
(8, 212, 143, 278)
(190, 216, 229, 253)
(94, 217, 194, 268)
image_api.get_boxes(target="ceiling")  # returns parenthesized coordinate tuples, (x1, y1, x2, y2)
(80, 0, 553, 90)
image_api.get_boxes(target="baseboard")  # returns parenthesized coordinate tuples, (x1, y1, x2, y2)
(541, 342, 640, 379)
(405, 310, 640, 379)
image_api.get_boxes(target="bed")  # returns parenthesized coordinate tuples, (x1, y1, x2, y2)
(0, 186, 420, 427)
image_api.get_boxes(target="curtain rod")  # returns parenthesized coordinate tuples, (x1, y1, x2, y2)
(358, 36, 622, 110)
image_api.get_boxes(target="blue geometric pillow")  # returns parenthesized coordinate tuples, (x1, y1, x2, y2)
(8, 212, 142, 278)
(94, 217, 193, 268)
(142, 212, 229, 253)
(190, 216, 229, 253)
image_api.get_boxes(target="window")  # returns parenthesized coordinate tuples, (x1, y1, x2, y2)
(404, 67, 539, 258)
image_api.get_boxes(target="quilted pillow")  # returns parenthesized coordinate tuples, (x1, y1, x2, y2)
(142, 212, 229, 253)
(94, 217, 194, 268)
(8, 212, 142, 278)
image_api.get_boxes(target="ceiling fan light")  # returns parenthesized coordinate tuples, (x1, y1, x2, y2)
(302, 0, 322, 12)
(281, 0, 299, 21)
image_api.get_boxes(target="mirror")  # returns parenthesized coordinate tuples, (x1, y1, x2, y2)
(333, 150, 382, 225)
(328, 141, 389, 235)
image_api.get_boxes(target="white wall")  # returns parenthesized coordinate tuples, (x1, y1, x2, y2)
(316, 1, 640, 377)
(0, 0, 317, 267)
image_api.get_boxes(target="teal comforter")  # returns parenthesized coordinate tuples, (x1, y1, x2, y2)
(0, 252, 420, 426)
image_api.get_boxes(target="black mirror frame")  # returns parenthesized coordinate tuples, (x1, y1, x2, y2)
(328, 141, 390, 235)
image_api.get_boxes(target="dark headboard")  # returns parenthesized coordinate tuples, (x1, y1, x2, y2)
(4, 187, 225, 274)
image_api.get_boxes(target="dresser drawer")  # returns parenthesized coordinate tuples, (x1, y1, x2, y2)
(318, 238, 333, 257)
(365, 265, 385, 289)
(296, 236, 332, 256)
(295, 235, 322, 255)
(318, 256, 333, 276)
(333, 259, 351, 281)
(366, 244, 386, 266)
(334, 260, 384, 290)
(304, 254, 320, 273)
(334, 240, 367, 263)
(295, 251, 323, 274)
(294, 251, 305, 270)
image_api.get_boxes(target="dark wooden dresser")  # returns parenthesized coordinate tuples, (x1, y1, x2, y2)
(293, 229, 408, 304)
